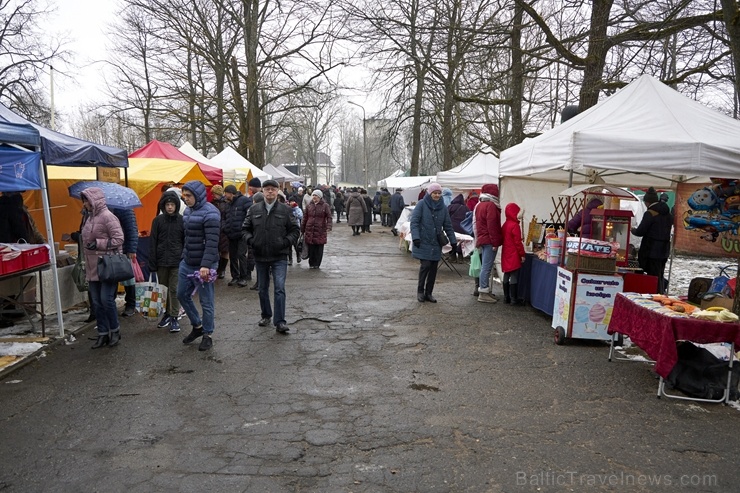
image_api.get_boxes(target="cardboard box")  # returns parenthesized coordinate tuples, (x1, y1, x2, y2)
(700, 296, 735, 310)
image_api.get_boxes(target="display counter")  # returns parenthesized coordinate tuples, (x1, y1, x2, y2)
(528, 256, 558, 316)
(0, 263, 50, 335)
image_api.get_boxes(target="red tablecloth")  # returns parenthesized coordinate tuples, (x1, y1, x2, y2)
(607, 293, 740, 378)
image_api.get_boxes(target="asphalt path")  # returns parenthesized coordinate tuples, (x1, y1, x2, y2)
(0, 220, 738, 492)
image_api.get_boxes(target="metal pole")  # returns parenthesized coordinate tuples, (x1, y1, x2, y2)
(49, 65, 55, 131)
(348, 101, 367, 188)
(38, 160, 65, 336)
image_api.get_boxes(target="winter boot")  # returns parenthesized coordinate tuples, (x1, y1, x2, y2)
(503, 282, 511, 304)
(472, 278, 480, 296)
(510, 283, 525, 306)
(108, 330, 121, 347)
(477, 286, 497, 303)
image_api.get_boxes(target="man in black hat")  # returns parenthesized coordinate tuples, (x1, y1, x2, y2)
(223, 184, 251, 287)
(631, 187, 673, 293)
(242, 179, 300, 333)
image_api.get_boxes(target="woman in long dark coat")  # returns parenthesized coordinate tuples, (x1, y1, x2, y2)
(345, 188, 367, 236)
(410, 183, 457, 303)
(301, 190, 333, 268)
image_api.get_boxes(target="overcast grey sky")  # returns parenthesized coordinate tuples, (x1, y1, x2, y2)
(47, 0, 116, 115)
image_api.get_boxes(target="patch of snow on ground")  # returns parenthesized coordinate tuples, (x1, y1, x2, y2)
(669, 255, 737, 297)
(0, 342, 43, 357)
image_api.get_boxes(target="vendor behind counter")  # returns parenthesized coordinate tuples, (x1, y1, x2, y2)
(566, 195, 603, 237)
(0, 191, 46, 244)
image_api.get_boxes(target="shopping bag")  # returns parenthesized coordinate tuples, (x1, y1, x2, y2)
(71, 239, 88, 292)
(468, 248, 481, 278)
(135, 273, 168, 321)
(121, 258, 144, 286)
(460, 211, 474, 236)
(132, 258, 145, 282)
(300, 235, 309, 260)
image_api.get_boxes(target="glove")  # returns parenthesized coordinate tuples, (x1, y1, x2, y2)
(85, 242, 97, 250)
(450, 243, 457, 250)
(413, 239, 421, 249)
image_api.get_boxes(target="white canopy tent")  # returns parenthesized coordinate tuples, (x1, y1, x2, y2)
(263, 164, 293, 183)
(275, 165, 303, 182)
(377, 175, 435, 205)
(436, 146, 499, 191)
(179, 142, 248, 182)
(210, 146, 271, 183)
(498, 74, 740, 223)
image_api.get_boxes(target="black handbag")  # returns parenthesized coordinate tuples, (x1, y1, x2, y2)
(97, 253, 134, 283)
(437, 229, 449, 247)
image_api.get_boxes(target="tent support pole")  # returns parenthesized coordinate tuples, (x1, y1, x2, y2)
(39, 161, 65, 337)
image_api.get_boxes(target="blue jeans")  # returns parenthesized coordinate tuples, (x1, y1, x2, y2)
(177, 261, 217, 334)
(88, 280, 119, 335)
(479, 245, 499, 290)
(256, 259, 288, 326)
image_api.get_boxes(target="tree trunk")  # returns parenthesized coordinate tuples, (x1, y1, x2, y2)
(721, 0, 740, 112)
(579, 0, 614, 111)
(509, 3, 524, 147)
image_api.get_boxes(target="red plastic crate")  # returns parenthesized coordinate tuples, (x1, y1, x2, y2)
(1, 251, 23, 275)
(18, 245, 50, 269)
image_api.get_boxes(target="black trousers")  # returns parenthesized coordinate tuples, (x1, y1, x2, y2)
(228, 238, 249, 280)
(417, 259, 439, 295)
(308, 243, 325, 267)
(645, 258, 668, 294)
(390, 211, 402, 230)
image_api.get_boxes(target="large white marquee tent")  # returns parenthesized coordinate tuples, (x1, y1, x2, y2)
(436, 146, 499, 190)
(498, 74, 740, 223)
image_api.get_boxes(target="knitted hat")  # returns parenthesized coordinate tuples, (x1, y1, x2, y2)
(643, 187, 659, 204)
(427, 183, 442, 193)
(224, 184, 238, 194)
(312, 190, 323, 199)
(211, 185, 224, 196)
(248, 177, 261, 188)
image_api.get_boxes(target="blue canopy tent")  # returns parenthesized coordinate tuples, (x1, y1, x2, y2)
(0, 121, 65, 336)
(0, 103, 128, 168)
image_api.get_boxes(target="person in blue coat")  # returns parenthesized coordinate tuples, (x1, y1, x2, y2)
(410, 183, 457, 303)
(111, 207, 139, 318)
(178, 180, 221, 351)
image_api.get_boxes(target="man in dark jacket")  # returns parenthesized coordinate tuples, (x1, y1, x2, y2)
(178, 180, 221, 351)
(242, 179, 300, 334)
(389, 188, 406, 235)
(111, 207, 139, 317)
(223, 184, 252, 287)
(632, 187, 673, 294)
(148, 191, 184, 332)
(379, 188, 392, 226)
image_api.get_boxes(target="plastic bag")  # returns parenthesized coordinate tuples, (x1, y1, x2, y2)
(135, 273, 168, 320)
(71, 245, 88, 292)
(300, 235, 309, 260)
(468, 248, 481, 278)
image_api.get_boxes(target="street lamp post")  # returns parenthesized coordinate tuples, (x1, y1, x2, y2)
(348, 101, 368, 189)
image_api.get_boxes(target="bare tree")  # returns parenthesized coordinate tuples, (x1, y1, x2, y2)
(0, 0, 69, 123)
(287, 84, 341, 185)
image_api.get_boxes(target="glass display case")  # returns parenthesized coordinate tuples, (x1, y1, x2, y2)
(589, 209, 634, 266)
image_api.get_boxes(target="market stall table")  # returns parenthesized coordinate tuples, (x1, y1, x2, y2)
(607, 292, 740, 404)
(0, 263, 50, 336)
